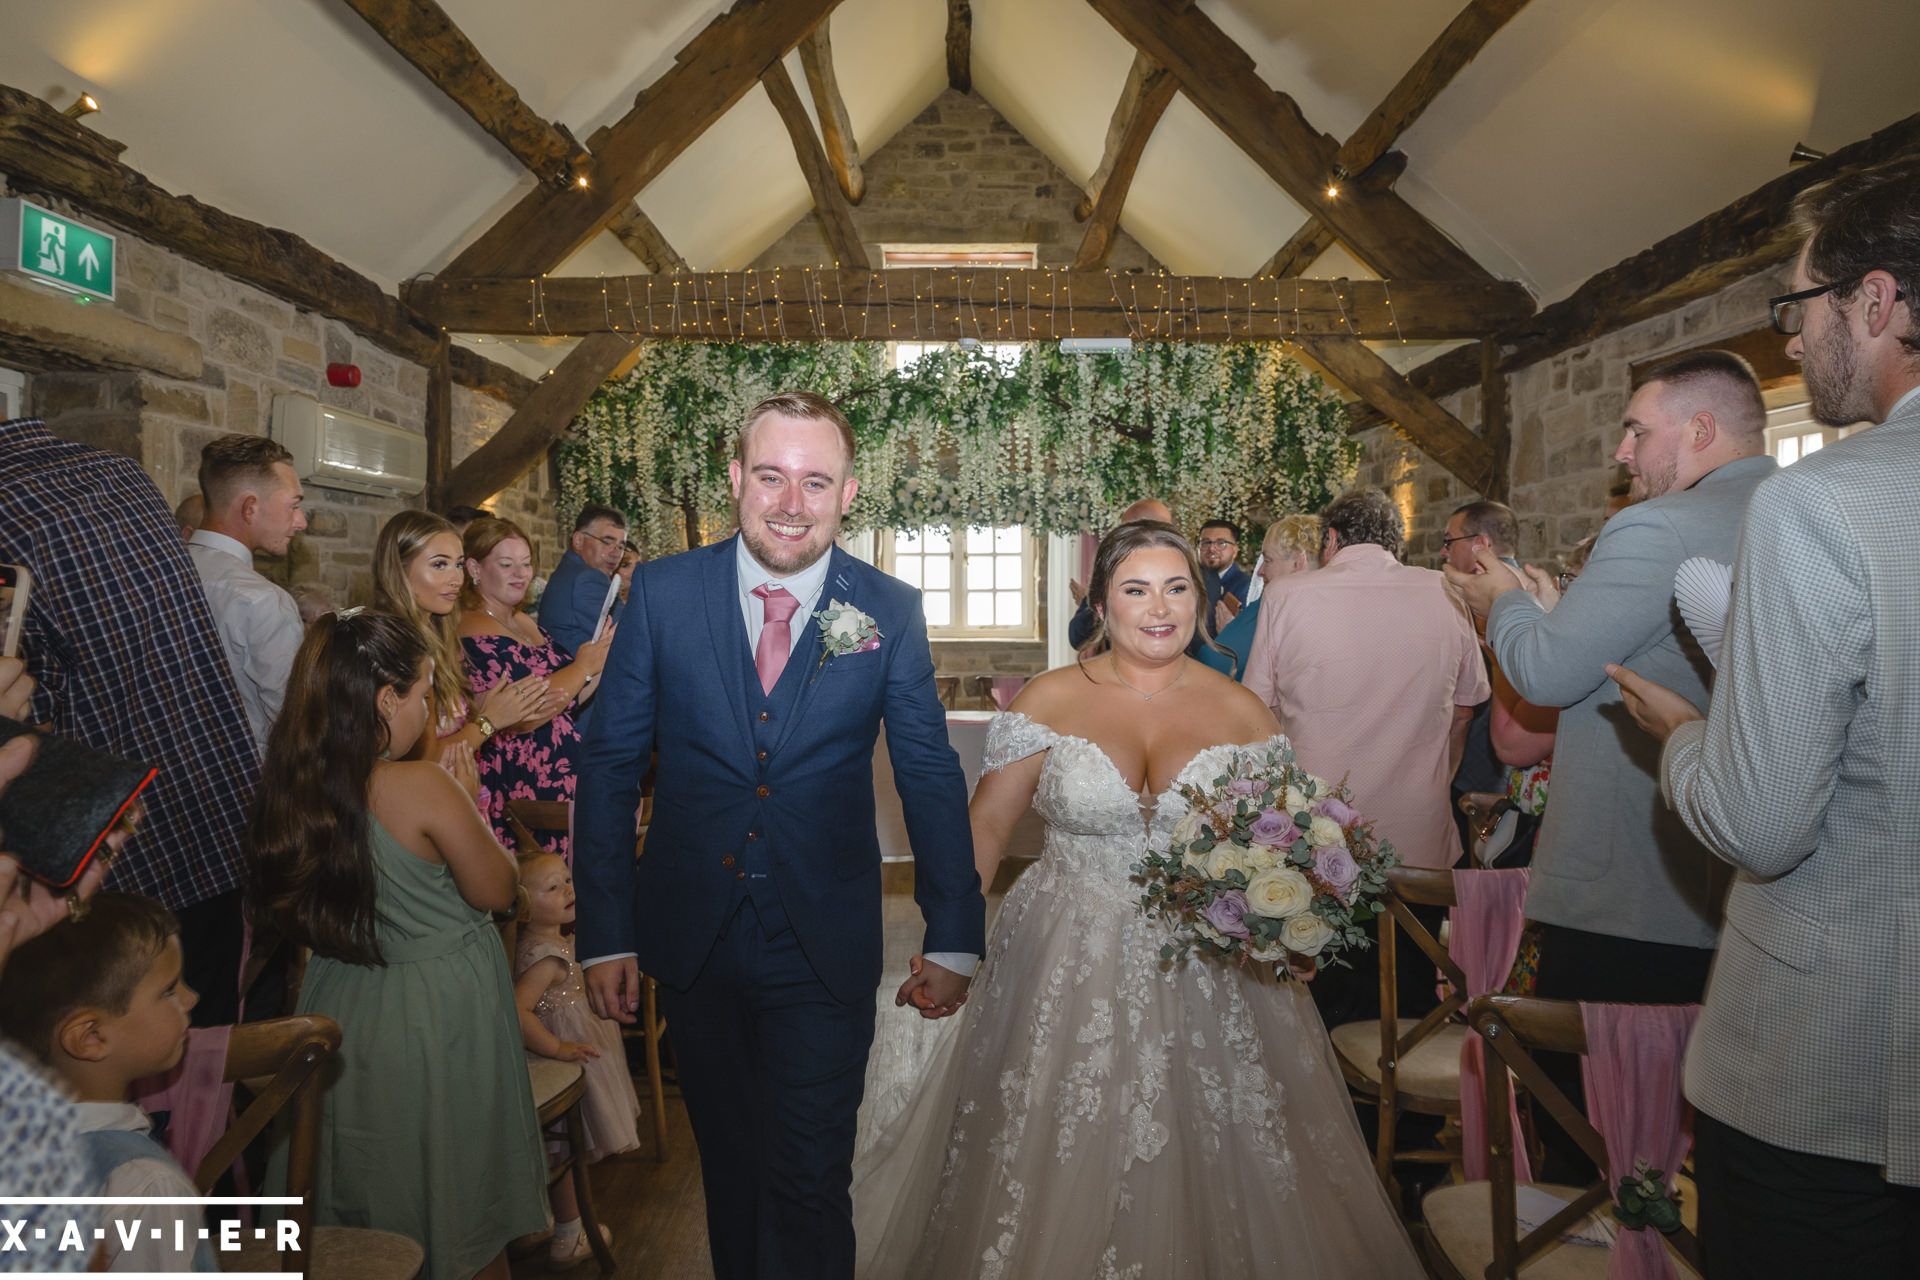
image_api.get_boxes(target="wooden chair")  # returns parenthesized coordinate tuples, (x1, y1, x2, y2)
(504, 798, 573, 856)
(1421, 996, 1702, 1280)
(1328, 866, 1471, 1194)
(527, 1059, 616, 1274)
(200, 1015, 423, 1278)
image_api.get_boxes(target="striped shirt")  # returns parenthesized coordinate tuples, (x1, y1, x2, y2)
(0, 418, 259, 909)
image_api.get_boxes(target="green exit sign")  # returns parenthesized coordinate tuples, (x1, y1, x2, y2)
(1, 198, 116, 302)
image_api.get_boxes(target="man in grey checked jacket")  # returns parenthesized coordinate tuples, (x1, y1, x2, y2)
(1613, 156, 1920, 1276)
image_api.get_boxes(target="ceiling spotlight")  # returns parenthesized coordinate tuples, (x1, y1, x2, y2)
(1324, 182, 1341, 200)
(63, 93, 99, 119)
(574, 174, 590, 189)
(1788, 142, 1827, 166)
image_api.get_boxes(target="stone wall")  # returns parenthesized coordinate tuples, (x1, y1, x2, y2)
(3, 179, 561, 602)
(1354, 263, 1796, 568)
(752, 88, 1161, 271)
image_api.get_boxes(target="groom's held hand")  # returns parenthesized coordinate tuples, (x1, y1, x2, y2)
(584, 955, 642, 1024)
(897, 955, 971, 1020)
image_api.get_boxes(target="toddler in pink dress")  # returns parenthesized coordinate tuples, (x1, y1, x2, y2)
(513, 853, 642, 1266)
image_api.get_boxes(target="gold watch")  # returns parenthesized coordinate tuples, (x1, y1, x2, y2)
(472, 712, 497, 740)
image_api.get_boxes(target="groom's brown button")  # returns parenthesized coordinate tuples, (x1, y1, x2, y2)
(758, 711, 770, 721)
(757, 785, 770, 797)
(735, 871, 746, 881)
(722, 856, 735, 868)
(746, 831, 759, 841)
(757, 750, 768, 761)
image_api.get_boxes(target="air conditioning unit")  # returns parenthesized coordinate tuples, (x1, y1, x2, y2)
(269, 393, 427, 498)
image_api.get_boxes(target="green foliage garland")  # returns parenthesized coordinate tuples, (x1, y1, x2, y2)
(557, 340, 1358, 553)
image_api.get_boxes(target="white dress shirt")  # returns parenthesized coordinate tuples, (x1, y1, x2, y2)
(187, 529, 302, 755)
(585, 540, 977, 979)
(72, 1101, 207, 1272)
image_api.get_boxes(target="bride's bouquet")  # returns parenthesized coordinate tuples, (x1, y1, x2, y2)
(1131, 742, 1397, 972)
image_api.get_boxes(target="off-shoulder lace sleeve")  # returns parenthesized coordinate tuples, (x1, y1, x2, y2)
(982, 711, 1054, 775)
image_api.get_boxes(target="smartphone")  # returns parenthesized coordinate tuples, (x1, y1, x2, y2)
(0, 563, 29, 659)
(0, 717, 156, 889)
(591, 572, 621, 643)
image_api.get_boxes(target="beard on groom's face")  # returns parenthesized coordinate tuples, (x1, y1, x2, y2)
(729, 412, 857, 576)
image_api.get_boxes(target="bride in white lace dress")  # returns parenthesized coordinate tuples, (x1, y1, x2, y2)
(853, 522, 1422, 1278)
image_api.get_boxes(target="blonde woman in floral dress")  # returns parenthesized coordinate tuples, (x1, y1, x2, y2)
(852, 522, 1421, 1278)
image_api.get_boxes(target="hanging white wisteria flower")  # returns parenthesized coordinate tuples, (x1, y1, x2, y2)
(556, 340, 1359, 555)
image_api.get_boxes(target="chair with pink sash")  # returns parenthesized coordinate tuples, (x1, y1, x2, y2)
(1422, 995, 1703, 1280)
(1452, 867, 1533, 1185)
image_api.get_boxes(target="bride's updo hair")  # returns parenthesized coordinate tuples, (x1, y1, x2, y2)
(1079, 520, 1232, 666)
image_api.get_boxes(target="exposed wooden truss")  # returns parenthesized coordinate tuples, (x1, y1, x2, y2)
(1298, 336, 1493, 492)
(607, 204, 690, 274)
(1257, 152, 1407, 278)
(1084, 0, 1492, 285)
(947, 0, 973, 94)
(1072, 52, 1176, 270)
(340, 0, 589, 186)
(0, 82, 528, 404)
(407, 271, 1532, 342)
(1333, 0, 1532, 180)
(1627, 322, 1803, 391)
(1479, 338, 1510, 501)
(439, 0, 844, 281)
(798, 24, 865, 203)
(426, 335, 453, 504)
(439, 333, 637, 509)
(761, 60, 870, 269)
(1349, 108, 1920, 433)
(447, 346, 536, 405)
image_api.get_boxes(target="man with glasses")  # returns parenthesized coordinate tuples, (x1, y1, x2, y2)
(1196, 519, 1250, 636)
(1609, 156, 1920, 1276)
(540, 503, 630, 659)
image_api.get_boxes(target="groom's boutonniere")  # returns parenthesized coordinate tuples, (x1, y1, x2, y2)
(815, 599, 882, 670)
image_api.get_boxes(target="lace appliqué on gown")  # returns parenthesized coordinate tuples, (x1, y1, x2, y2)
(852, 712, 1423, 1279)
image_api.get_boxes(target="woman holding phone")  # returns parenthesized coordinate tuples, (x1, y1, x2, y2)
(457, 517, 613, 864)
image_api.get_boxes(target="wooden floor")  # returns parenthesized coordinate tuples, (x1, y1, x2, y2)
(516, 868, 1013, 1280)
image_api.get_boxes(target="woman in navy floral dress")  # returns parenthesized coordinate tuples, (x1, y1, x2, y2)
(457, 517, 614, 863)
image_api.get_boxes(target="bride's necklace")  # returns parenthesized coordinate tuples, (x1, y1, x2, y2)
(1106, 656, 1186, 702)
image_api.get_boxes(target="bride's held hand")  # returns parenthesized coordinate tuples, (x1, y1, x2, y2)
(897, 954, 970, 1020)
(1286, 954, 1319, 983)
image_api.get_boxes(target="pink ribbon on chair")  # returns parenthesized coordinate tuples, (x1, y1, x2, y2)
(1581, 1002, 1702, 1280)
(989, 677, 1027, 711)
(134, 1025, 236, 1186)
(1451, 867, 1532, 1182)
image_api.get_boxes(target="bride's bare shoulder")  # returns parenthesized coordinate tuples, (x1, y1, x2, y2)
(1186, 659, 1281, 738)
(1009, 665, 1088, 720)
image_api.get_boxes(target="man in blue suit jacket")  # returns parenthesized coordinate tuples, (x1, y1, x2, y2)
(537, 503, 628, 656)
(576, 392, 984, 1280)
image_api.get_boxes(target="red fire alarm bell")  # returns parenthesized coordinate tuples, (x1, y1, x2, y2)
(326, 363, 361, 388)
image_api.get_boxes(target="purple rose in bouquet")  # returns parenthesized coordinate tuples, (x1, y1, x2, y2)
(1313, 844, 1361, 900)
(1226, 777, 1265, 798)
(1312, 796, 1360, 828)
(1248, 808, 1293, 846)
(1203, 889, 1252, 940)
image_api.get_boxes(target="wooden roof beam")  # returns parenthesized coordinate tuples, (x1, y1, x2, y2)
(1071, 52, 1176, 270)
(1333, 0, 1532, 179)
(440, 0, 844, 281)
(1257, 152, 1407, 278)
(798, 24, 865, 203)
(761, 60, 869, 269)
(1300, 335, 1493, 493)
(342, 0, 589, 187)
(439, 333, 636, 509)
(408, 271, 1533, 342)
(1085, 0, 1496, 286)
(607, 203, 689, 274)
(1348, 109, 1920, 432)
(947, 1, 973, 94)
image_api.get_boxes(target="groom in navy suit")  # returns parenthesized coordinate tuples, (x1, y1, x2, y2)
(575, 391, 984, 1279)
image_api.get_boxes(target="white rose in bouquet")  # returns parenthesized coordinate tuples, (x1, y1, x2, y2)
(1283, 786, 1308, 813)
(1241, 842, 1281, 873)
(1170, 809, 1206, 851)
(1280, 911, 1336, 956)
(1244, 867, 1313, 919)
(1308, 815, 1346, 848)
(1205, 845, 1250, 883)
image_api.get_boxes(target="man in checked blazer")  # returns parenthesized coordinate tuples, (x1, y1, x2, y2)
(1613, 156, 1920, 1277)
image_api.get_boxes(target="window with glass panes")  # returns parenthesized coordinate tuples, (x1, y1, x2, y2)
(887, 525, 1035, 637)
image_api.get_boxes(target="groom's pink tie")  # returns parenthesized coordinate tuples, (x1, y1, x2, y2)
(752, 584, 801, 694)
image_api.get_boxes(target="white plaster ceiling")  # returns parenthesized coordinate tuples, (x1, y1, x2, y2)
(3, 0, 1915, 382)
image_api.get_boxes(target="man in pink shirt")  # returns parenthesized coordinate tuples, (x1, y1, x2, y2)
(1244, 488, 1488, 1026)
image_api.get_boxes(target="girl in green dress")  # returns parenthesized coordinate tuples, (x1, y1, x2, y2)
(249, 610, 548, 1280)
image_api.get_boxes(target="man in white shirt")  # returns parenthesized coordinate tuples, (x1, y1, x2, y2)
(188, 434, 306, 753)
